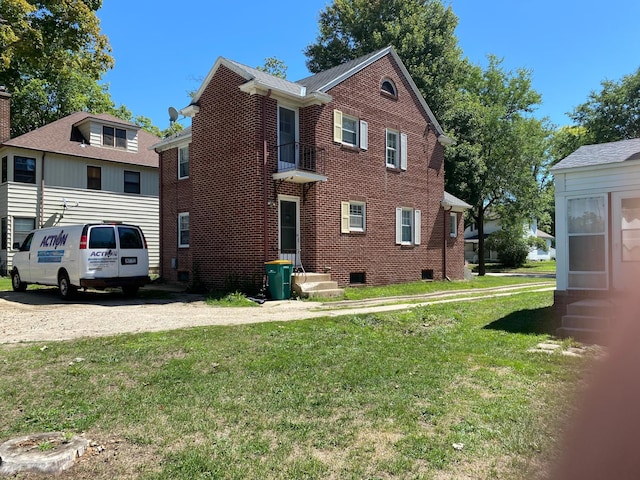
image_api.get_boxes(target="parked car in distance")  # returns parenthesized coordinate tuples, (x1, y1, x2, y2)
(11, 223, 150, 299)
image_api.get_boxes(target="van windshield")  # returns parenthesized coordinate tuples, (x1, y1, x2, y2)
(118, 226, 143, 249)
(89, 227, 116, 249)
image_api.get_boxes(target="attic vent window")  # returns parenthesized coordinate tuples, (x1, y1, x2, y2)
(381, 79, 397, 98)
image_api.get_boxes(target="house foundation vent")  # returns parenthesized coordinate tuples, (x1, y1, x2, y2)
(422, 269, 434, 280)
(349, 272, 366, 285)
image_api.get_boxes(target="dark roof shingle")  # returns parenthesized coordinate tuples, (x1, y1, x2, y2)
(2, 112, 159, 168)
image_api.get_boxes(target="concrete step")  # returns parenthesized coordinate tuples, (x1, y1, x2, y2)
(561, 315, 611, 331)
(566, 299, 614, 317)
(556, 327, 607, 344)
(292, 272, 332, 283)
(305, 288, 345, 299)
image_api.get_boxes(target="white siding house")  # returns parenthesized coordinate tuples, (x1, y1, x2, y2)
(463, 217, 555, 263)
(552, 138, 640, 339)
(0, 105, 160, 275)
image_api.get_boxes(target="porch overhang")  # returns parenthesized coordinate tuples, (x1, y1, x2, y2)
(272, 170, 327, 184)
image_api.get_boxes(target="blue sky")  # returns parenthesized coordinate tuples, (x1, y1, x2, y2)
(99, 0, 640, 132)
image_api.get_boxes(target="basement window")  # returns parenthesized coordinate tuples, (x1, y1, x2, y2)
(422, 269, 434, 280)
(350, 272, 366, 284)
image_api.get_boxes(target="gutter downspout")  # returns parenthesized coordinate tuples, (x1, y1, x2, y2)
(442, 202, 452, 281)
(40, 151, 47, 228)
(262, 89, 272, 264)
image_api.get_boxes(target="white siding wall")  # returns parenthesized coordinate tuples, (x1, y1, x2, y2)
(3, 183, 159, 271)
(44, 153, 158, 196)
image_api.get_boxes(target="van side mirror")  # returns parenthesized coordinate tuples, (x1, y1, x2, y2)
(12, 242, 21, 250)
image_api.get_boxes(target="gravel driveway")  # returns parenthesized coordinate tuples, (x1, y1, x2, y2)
(0, 287, 325, 344)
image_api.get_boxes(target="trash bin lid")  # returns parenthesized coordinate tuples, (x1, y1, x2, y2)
(265, 260, 293, 265)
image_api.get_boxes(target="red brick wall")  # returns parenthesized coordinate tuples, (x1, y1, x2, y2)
(0, 90, 10, 143)
(159, 145, 192, 283)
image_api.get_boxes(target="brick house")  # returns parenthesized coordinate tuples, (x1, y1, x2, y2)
(0, 87, 160, 274)
(153, 47, 469, 292)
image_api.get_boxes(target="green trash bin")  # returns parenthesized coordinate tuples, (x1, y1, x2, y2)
(265, 260, 293, 300)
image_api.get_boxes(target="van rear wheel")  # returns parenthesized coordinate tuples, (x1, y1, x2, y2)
(11, 269, 27, 292)
(58, 271, 76, 300)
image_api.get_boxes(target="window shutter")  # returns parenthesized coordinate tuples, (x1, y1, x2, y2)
(395, 207, 403, 244)
(359, 120, 368, 150)
(400, 132, 408, 170)
(414, 209, 421, 245)
(341, 202, 350, 233)
(333, 110, 343, 143)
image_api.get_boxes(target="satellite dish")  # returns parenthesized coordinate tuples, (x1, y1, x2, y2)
(168, 107, 179, 123)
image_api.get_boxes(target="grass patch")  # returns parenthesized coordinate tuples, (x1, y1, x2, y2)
(470, 260, 556, 274)
(338, 274, 552, 302)
(0, 276, 11, 291)
(206, 291, 260, 307)
(0, 291, 588, 479)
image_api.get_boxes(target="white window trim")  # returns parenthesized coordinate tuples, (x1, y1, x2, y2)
(395, 207, 421, 245)
(178, 212, 189, 248)
(450, 212, 458, 237)
(341, 201, 366, 233)
(178, 144, 190, 180)
(386, 129, 399, 168)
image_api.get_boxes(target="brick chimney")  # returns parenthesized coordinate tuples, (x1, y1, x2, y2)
(0, 86, 10, 143)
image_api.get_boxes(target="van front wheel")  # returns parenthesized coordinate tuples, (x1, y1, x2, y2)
(11, 269, 27, 292)
(58, 271, 76, 300)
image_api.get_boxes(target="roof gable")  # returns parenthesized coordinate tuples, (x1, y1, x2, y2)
(184, 47, 451, 143)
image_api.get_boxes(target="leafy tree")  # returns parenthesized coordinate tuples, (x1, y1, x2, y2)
(485, 226, 530, 268)
(570, 67, 640, 143)
(0, 0, 162, 138)
(257, 57, 288, 79)
(304, 0, 468, 119)
(444, 56, 552, 275)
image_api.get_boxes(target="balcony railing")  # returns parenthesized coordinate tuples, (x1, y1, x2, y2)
(275, 142, 326, 176)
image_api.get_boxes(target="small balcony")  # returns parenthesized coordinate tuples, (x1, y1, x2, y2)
(273, 142, 327, 184)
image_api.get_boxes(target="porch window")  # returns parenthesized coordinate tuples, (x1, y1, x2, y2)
(621, 197, 640, 261)
(567, 196, 606, 289)
(1, 156, 6, 183)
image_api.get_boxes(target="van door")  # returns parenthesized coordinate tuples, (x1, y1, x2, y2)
(13, 232, 34, 282)
(85, 225, 119, 279)
(116, 225, 148, 278)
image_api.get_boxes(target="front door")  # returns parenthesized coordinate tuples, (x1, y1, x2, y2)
(612, 191, 640, 290)
(279, 196, 300, 266)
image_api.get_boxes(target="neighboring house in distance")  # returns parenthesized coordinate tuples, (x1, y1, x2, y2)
(464, 217, 555, 263)
(153, 46, 470, 292)
(0, 88, 160, 275)
(552, 138, 640, 340)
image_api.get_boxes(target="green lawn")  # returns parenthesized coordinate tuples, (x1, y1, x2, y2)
(0, 290, 589, 479)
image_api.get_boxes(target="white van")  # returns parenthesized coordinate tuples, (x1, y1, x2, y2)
(11, 223, 150, 299)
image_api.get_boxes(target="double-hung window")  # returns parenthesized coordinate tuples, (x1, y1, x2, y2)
(124, 170, 140, 194)
(13, 217, 35, 249)
(178, 212, 189, 248)
(178, 145, 189, 179)
(396, 207, 421, 245)
(386, 129, 408, 170)
(333, 110, 368, 150)
(87, 166, 101, 190)
(567, 196, 606, 289)
(450, 212, 458, 237)
(14, 156, 36, 183)
(341, 201, 366, 233)
(1, 156, 6, 183)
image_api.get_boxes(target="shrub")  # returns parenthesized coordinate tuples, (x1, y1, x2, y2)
(486, 228, 529, 268)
